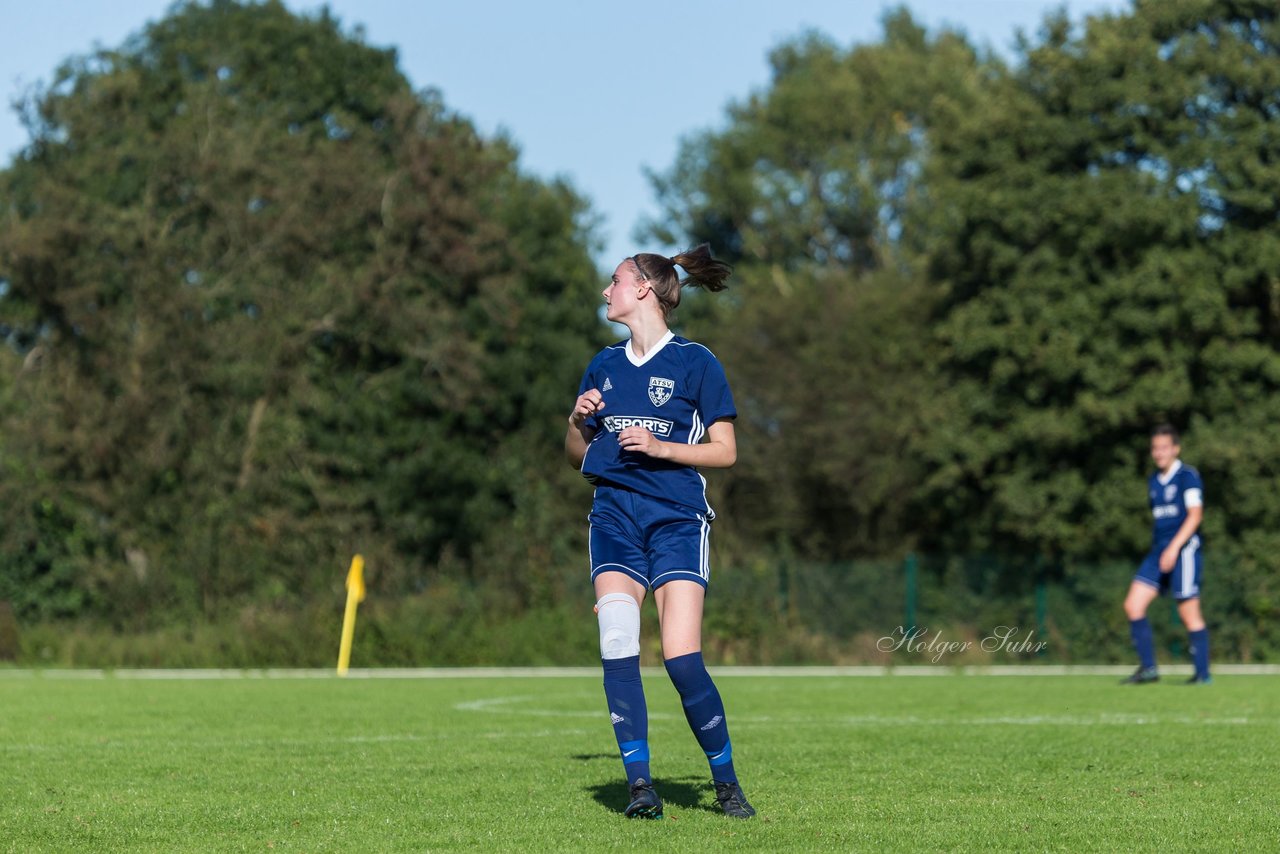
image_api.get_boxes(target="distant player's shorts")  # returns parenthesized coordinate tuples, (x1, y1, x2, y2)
(1134, 535, 1202, 600)
(589, 484, 710, 590)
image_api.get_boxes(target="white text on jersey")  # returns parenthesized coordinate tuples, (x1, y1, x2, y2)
(601, 415, 674, 437)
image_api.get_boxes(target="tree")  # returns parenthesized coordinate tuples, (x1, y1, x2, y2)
(643, 9, 991, 558)
(919, 0, 1280, 572)
(0, 0, 603, 625)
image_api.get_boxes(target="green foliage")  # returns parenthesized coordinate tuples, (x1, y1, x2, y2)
(23, 553, 1279, 667)
(0, 0, 602, 627)
(3, 1, 1280, 663)
(645, 9, 985, 269)
(919, 0, 1280, 565)
(643, 2, 1280, 651)
(645, 10, 989, 559)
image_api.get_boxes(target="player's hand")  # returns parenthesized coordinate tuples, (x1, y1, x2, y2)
(1159, 546, 1178, 572)
(618, 426, 667, 459)
(569, 390, 604, 427)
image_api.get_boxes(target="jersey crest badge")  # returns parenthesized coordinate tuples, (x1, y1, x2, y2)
(648, 377, 674, 407)
(1164, 484, 1177, 502)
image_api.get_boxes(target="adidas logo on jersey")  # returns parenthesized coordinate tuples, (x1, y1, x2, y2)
(700, 715, 724, 731)
(602, 378, 613, 392)
(610, 712, 625, 725)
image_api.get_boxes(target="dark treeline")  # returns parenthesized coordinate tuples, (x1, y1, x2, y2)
(1, 0, 1277, 665)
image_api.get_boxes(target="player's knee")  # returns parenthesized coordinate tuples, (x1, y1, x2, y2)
(664, 650, 711, 700)
(596, 593, 640, 660)
(1123, 588, 1150, 619)
(1177, 599, 1205, 629)
(1124, 590, 1152, 617)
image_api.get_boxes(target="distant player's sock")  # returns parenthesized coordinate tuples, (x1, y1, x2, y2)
(602, 655, 650, 785)
(1189, 628, 1210, 679)
(1129, 618, 1156, 670)
(664, 651, 737, 784)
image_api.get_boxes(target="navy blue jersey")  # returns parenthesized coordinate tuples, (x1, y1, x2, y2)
(1148, 460, 1203, 548)
(577, 331, 736, 515)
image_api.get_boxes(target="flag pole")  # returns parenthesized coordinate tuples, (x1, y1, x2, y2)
(337, 555, 365, 676)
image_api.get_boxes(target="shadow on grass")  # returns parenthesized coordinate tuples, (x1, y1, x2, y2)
(584, 775, 715, 816)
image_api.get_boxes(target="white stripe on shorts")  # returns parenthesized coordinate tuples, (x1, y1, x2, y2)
(1180, 535, 1200, 597)
(699, 514, 710, 581)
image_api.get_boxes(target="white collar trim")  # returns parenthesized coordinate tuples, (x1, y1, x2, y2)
(1157, 459, 1182, 485)
(626, 329, 674, 367)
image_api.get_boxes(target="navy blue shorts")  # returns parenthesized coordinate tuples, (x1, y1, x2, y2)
(1134, 535, 1202, 600)
(588, 485, 710, 590)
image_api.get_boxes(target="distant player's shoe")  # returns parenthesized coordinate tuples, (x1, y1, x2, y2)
(1184, 674, 1212, 685)
(714, 781, 756, 819)
(1120, 666, 1160, 684)
(624, 779, 663, 819)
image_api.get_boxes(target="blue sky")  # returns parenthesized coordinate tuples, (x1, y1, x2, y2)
(1, 1, 1126, 267)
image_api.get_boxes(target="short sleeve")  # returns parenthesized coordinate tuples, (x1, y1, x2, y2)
(1183, 468, 1203, 508)
(577, 367, 600, 430)
(697, 353, 736, 425)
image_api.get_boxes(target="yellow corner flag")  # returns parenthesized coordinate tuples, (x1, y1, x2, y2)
(337, 555, 365, 676)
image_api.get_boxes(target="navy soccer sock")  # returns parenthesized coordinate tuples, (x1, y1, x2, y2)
(1129, 618, 1156, 670)
(602, 655, 651, 784)
(1189, 627, 1210, 679)
(664, 651, 737, 783)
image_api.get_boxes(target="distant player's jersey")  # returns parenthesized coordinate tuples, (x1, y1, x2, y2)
(577, 330, 735, 515)
(1149, 460, 1203, 548)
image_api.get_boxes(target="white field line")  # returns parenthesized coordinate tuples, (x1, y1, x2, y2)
(2, 664, 1279, 679)
(449, 703, 1259, 727)
(0, 728, 600, 756)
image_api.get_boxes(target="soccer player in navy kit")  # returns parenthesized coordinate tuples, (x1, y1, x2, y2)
(565, 244, 755, 820)
(1121, 424, 1210, 684)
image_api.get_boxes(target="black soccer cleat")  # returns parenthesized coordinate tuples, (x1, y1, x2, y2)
(624, 779, 663, 819)
(1120, 666, 1160, 685)
(714, 780, 756, 819)
(1184, 674, 1213, 685)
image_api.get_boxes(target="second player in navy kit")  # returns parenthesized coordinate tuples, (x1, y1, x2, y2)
(565, 244, 755, 820)
(1121, 424, 1210, 685)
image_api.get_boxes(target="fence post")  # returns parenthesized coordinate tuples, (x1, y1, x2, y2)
(1035, 576, 1048, 658)
(904, 553, 918, 633)
(778, 553, 790, 617)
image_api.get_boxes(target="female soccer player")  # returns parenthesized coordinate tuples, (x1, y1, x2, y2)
(564, 245, 755, 820)
(1121, 424, 1210, 685)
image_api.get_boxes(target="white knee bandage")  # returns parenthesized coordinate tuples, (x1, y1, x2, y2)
(596, 593, 641, 660)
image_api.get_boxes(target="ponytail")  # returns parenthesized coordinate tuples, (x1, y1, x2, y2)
(670, 243, 731, 293)
(630, 243, 731, 317)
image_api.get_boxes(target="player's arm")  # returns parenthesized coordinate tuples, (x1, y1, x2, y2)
(617, 418, 736, 469)
(1159, 504, 1203, 571)
(565, 389, 603, 468)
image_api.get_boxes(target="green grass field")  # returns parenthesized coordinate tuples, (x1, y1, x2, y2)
(1, 669, 1275, 852)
